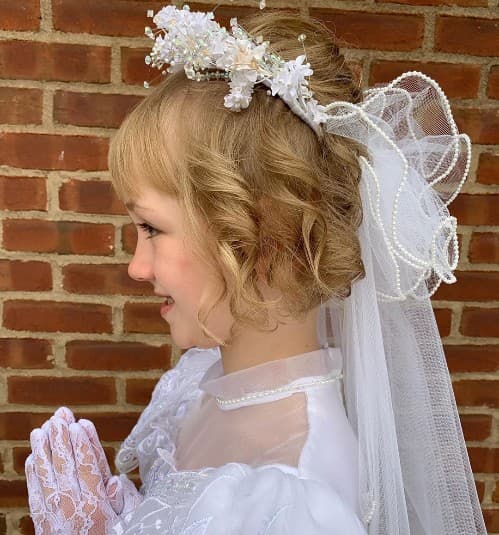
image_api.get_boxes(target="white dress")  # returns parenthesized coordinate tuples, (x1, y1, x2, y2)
(111, 345, 368, 534)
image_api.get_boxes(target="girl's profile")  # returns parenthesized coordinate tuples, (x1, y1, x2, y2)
(23, 4, 487, 534)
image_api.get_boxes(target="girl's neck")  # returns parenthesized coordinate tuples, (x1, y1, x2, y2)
(219, 304, 322, 375)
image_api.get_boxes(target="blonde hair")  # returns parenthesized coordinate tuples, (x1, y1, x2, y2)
(108, 10, 366, 346)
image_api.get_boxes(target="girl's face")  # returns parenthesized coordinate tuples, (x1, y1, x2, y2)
(126, 186, 234, 349)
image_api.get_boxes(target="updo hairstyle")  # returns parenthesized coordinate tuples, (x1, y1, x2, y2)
(108, 10, 366, 346)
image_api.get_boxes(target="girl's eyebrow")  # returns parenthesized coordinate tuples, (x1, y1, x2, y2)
(125, 201, 148, 212)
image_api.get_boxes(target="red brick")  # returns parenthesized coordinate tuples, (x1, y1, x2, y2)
(0, 133, 109, 171)
(445, 344, 499, 373)
(8, 376, 116, 405)
(483, 509, 499, 532)
(468, 447, 499, 473)
(18, 515, 34, 535)
(459, 414, 492, 442)
(0, 338, 53, 369)
(0, 259, 52, 291)
(370, 61, 480, 99)
(65, 340, 171, 371)
(488, 65, 499, 99)
(435, 16, 499, 57)
(476, 480, 485, 503)
(123, 302, 170, 334)
(0, 87, 42, 124)
(72, 411, 141, 441)
(0, 0, 40, 31)
(0, 479, 27, 507)
(0, 411, 53, 440)
(309, 9, 424, 51)
(121, 47, 154, 86)
(59, 179, 127, 215)
(0, 176, 47, 211)
(493, 480, 499, 503)
(3, 300, 112, 334)
(469, 233, 499, 264)
(63, 263, 153, 295)
(433, 308, 452, 337)
(477, 152, 499, 185)
(53, 0, 164, 37)
(54, 1, 259, 37)
(434, 271, 499, 301)
(126, 378, 157, 405)
(452, 107, 499, 145)
(12, 447, 33, 475)
(449, 194, 499, 225)
(452, 379, 499, 408)
(0, 41, 110, 83)
(122, 222, 138, 253)
(460, 307, 499, 338)
(3, 219, 114, 255)
(54, 91, 142, 128)
(379, 0, 486, 4)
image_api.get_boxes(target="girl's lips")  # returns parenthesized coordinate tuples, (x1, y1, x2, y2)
(160, 299, 175, 316)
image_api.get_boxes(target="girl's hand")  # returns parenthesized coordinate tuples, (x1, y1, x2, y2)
(64, 410, 144, 516)
(25, 408, 142, 534)
(51, 407, 143, 516)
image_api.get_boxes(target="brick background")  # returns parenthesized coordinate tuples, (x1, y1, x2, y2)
(0, 0, 497, 533)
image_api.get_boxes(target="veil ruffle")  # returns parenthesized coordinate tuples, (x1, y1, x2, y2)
(317, 72, 486, 534)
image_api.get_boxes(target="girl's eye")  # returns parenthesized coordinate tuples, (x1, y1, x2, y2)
(138, 222, 159, 239)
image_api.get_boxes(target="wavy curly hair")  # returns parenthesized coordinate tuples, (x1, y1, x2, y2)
(108, 10, 366, 346)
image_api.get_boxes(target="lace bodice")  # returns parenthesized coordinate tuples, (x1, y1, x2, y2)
(111, 346, 367, 534)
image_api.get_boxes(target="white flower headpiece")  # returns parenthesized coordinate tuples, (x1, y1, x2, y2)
(144, 4, 329, 134)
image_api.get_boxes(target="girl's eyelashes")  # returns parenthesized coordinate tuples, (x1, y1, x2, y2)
(138, 222, 159, 239)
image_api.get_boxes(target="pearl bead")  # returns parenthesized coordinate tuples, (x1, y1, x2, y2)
(216, 371, 342, 407)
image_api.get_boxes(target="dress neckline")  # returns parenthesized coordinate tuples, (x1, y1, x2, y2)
(198, 345, 343, 408)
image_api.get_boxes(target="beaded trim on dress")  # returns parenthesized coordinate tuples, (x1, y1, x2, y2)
(199, 345, 344, 410)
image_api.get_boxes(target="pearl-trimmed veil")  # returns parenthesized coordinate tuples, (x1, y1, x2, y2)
(317, 72, 487, 534)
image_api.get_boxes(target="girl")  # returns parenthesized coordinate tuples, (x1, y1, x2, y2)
(25, 5, 486, 534)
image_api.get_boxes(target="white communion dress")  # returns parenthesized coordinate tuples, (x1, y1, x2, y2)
(111, 345, 368, 534)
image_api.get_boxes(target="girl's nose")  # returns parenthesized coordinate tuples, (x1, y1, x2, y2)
(128, 241, 154, 283)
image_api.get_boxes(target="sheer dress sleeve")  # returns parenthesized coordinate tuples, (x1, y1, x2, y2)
(114, 348, 220, 482)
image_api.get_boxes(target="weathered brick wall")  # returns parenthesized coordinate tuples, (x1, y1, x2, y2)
(0, 0, 497, 533)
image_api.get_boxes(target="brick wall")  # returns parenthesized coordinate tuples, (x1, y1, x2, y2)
(0, 0, 497, 533)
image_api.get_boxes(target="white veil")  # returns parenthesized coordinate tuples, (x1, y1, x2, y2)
(316, 72, 487, 534)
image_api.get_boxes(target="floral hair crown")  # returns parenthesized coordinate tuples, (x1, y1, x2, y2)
(144, 4, 329, 134)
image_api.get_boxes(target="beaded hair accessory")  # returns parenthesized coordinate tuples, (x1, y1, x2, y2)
(144, 4, 329, 134)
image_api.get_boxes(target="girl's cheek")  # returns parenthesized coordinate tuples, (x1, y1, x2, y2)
(176, 256, 196, 274)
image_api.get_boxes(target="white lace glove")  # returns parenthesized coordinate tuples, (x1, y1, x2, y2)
(76, 414, 143, 517)
(25, 407, 144, 534)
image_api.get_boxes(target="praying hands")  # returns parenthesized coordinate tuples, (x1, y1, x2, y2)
(25, 407, 143, 534)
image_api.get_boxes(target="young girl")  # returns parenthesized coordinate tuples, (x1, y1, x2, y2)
(25, 5, 487, 534)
